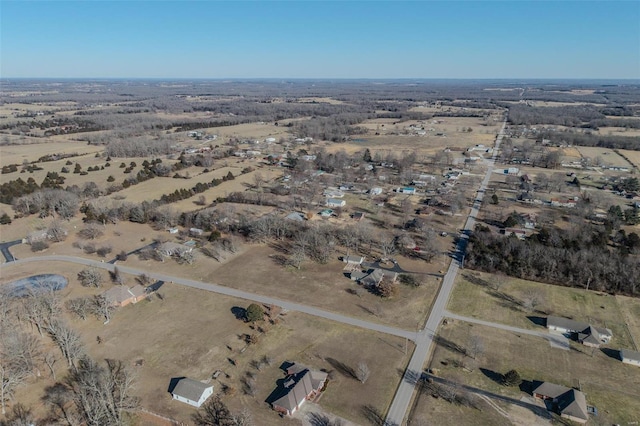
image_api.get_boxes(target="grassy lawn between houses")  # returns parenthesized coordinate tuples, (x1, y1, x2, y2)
(447, 271, 638, 350)
(427, 322, 640, 425)
(3, 262, 413, 425)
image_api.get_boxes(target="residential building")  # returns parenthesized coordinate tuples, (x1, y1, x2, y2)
(532, 382, 588, 424)
(102, 285, 146, 307)
(271, 365, 327, 416)
(620, 348, 640, 367)
(171, 378, 214, 408)
(326, 198, 346, 208)
(546, 316, 612, 347)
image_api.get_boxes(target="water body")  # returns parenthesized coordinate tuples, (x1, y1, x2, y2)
(4, 274, 68, 297)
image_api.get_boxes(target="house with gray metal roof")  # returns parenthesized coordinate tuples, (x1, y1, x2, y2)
(171, 378, 214, 408)
(620, 348, 640, 367)
(271, 366, 327, 416)
(546, 316, 612, 347)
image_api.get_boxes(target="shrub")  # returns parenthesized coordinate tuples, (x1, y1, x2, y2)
(30, 240, 49, 252)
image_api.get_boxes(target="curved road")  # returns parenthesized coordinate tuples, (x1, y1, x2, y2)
(384, 119, 507, 426)
(0, 255, 419, 342)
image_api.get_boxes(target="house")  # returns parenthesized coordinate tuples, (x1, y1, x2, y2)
(285, 212, 306, 222)
(326, 198, 346, 208)
(503, 228, 526, 240)
(24, 229, 50, 244)
(189, 228, 204, 237)
(342, 256, 364, 265)
(620, 348, 640, 367)
(171, 378, 214, 408)
(352, 211, 365, 221)
(301, 155, 317, 162)
(369, 187, 383, 196)
(546, 316, 612, 347)
(398, 187, 417, 195)
(158, 242, 193, 257)
(358, 268, 398, 287)
(168, 227, 179, 234)
(319, 209, 334, 218)
(503, 167, 520, 175)
(271, 365, 327, 416)
(532, 382, 589, 424)
(323, 189, 345, 198)
(102, 284, 146, 307)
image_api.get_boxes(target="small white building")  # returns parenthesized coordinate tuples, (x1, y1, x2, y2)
(369, 187, 383, 196)
(326, 198, 346, 208)
(171, 378, 214, 408)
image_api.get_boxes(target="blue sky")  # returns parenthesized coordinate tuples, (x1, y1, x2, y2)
(1, 1, 639, 79)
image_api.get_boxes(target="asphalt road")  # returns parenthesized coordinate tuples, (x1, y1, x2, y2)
(0, 239, 21, 262)
(0, 255, 419, 342)
(384, 119, 507, 426)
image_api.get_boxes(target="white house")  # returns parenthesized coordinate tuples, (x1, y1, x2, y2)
(369, 187, 383, 196)
(171, 378, 214, 408)
(398, 187, 417, 195)
(620, 349, 640, 367)
(326, 198, 346, 208)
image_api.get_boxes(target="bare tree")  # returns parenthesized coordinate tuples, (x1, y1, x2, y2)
(356, 362, 370, 383)
(46, 320, 84, 369)
(77, 267, 103, 288)
(379, 235, 397, 260)
(110, 267, 124, 285)
(51, 357, 139, 426)
(93, 295, 115, 324)
(77, 222, 104, 240)
(0, 329, 39, 415)
(47, 219, 68, 242)
(289, 245, 306, 269)
(467, 336, 485, 360)
(67, 297, 93, 321)
(19, 284, 61, 337)
(44, 352, 58, 380)
(522, 289, 543, 312)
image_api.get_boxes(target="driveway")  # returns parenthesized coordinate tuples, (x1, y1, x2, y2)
(0, 239, 21, 262)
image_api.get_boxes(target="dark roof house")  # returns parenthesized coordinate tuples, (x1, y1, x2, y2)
(271, 365, 328, 416)
(546, 316, 612, 347)
(532, 381, 588, 424)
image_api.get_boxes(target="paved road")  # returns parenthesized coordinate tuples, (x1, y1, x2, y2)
(0, 239, 21, 262)
(443, 311, 569, 348)
(0, 255, 419, 342)
(384, 119, 507, 426)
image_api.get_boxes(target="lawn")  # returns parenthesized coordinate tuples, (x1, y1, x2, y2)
(3, 263, 412, 425)
(428, 321, 640, 424)
(447, 271, 637, 350)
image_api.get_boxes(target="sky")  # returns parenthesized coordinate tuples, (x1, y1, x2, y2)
(1, 1, 639, 79)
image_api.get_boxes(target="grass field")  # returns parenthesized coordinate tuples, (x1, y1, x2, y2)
(3, 262, 411, 425)
(618, 149, 640, 170)
(0, 139, 103, 168)
(575, 146, 634, 168)
(596, 126, 640, 137)
(428, 322, 640, 424)
(447, 271, 638, 350)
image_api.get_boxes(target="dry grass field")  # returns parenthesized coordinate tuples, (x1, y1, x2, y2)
(0, 139, 103, 168)
(596, 126, 640, 137)
(326, 116, 499, 157)
(618, 149, 640, 170)
(428, 322, 640, 424)
(575, 146, 634, 168)
(3, 261, 411, 425)
(447, 271, 638, 350)
(205, 245, 440, 330)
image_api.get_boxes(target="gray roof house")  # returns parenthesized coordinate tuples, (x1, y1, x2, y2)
(343, 256, 364, 265)
(171, 378, 214, 408)
(546, 316, 612, 347)
(271, 365, 327, 416)
(532, 382, 589, 424)
(102, 284, 146, 307)
(620, 348, 640, 367)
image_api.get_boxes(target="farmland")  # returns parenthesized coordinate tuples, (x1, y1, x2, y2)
(1, 79, 640, 426)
